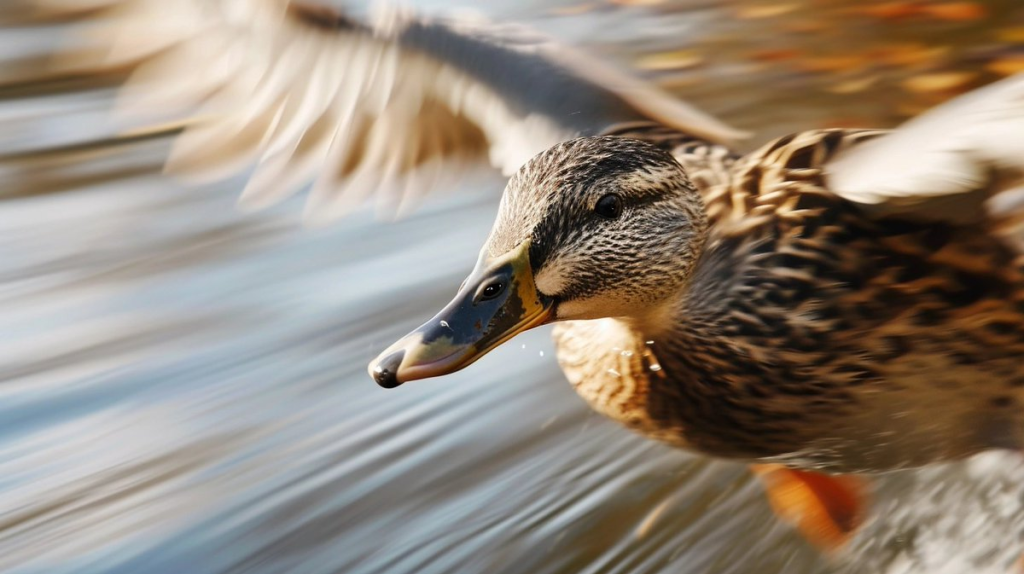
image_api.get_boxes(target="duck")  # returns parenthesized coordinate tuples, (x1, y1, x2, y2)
(373, 101, 1024, 473)
(370, 81, 1024, 545)
(16, 0, 1023, 553)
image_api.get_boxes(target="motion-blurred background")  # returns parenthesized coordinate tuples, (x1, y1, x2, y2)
(1, 1, 1024, 573)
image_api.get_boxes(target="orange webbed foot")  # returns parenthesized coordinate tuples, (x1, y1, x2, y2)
(750, 463, 870, 553)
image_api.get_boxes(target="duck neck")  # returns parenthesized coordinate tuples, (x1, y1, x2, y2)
(619, 297, 685, 341)
(618, 231, 708, 340)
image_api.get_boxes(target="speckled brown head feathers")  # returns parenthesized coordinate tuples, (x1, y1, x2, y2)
(486, 136, 709, 321)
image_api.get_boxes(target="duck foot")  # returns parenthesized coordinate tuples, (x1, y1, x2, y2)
(750, 464, 869, 553)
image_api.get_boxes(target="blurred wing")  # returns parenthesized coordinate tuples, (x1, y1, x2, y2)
(7, 0, 745, 222)
(826, 74, 1024, 224)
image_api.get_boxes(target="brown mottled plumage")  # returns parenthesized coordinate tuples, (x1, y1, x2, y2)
(368, 73, 1024, 486)
(541, 127, 1024, 474)
(512, 123, 1015, 476)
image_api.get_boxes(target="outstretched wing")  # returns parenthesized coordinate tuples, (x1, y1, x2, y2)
(4, 0, 744, 222)
(826, 73, 1024, 226)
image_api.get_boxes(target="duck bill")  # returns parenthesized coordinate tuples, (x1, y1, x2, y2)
(369, 240, 553, 388)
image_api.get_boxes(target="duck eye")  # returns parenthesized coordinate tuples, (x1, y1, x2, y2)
(594, 194, 623, 219)
(480, 281, 505, 301)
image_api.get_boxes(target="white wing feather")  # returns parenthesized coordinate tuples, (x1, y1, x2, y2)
(6, 0, 746, 222)
(827, 74, 1024, 223)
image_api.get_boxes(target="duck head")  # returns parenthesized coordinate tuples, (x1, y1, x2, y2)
(369, 136, 708, 388)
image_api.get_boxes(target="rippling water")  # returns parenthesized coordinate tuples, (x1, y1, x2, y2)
(2, 2, 1024, 573)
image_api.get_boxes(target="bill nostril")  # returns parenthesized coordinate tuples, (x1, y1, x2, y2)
(372, 350, 405, 388)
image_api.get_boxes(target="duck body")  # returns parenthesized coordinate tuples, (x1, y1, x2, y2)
(555, 127, 1024, 473)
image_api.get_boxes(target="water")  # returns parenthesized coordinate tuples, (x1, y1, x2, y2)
(1, 1, 1024, 573)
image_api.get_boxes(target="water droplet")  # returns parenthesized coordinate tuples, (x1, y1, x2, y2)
(538, 351, 545, 357)
(620, 350, 633, 357)
(608, 369, 621, 377)
(646, 340, 655, 346)
(440, 320, 450, 329)
(650, 364, 662, 372)
(521, 344, 527, 349)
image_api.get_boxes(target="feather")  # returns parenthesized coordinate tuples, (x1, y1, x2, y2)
(827, 74, 1024, 224)
(4, 0, 745, 222)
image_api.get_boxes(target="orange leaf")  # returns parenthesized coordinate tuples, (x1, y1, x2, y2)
(902, 71, 976, 93)
(871, 43, 950, 67)
(736, 3, 798, 19)
(798, 55, 869, 74)
(922, 2, 987, 21)
(750, 48, 803, 62)
(995, 26, 1024, 44)
(987, 56, 1024, 77)
(858, 2, 923, 20)
(826, 75, 881, 94)
(636, 49, 705, 72)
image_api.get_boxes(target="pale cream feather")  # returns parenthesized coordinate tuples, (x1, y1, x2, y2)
(4, 0, 745, 223)
(827, 74, 1024, 224)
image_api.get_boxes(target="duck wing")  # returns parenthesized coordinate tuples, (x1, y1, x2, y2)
(5, 0, 744, 222)
(826, 73, 1024, 228)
